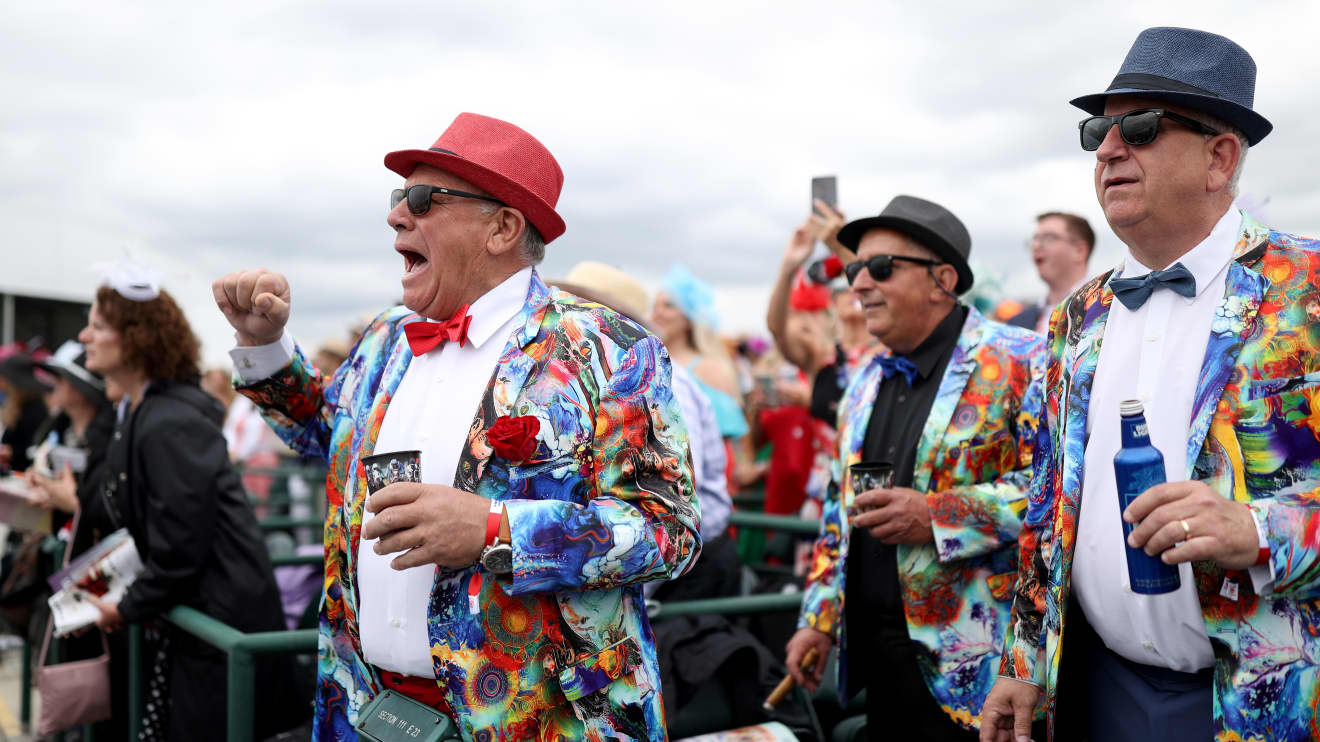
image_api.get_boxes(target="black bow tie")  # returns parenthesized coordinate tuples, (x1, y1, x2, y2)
(1110, 262, 1196, 310)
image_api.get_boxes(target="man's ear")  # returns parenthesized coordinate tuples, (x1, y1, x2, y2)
(486, 208, 527, 257)
(1205, 133, 1242, 195)
(931, 264, 958, 299)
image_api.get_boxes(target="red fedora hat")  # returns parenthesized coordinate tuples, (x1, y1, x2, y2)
(384, 113, 566, 243)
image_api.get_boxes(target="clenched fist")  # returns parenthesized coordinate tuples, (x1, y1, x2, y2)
(212, 269, 292, 346)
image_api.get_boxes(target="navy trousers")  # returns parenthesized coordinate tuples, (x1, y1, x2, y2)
(1066, 602, 1213, 742)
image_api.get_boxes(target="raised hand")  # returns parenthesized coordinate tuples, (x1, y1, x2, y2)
(212, 269, 292, 346)
(813, 199, 852, 261)
(783, 219, 818, 271)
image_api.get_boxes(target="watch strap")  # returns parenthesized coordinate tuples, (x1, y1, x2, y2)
(471, 501, 506, 615)
(486, 500, 503, 547)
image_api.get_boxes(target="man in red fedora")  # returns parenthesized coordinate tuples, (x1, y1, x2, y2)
(213, 113, 700, 741)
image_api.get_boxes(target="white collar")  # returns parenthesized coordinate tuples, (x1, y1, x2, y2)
(1119, 201, 1241, 298)
(460, 267, 534, 349)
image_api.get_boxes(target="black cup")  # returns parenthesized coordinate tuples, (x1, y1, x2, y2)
(850, 461, 894, 494)
(360, 450, 422, 494)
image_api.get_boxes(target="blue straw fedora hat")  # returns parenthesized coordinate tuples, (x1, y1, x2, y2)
(1071, 26, 1272, 145)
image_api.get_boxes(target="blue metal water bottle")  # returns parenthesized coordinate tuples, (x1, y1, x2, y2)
(1113, 399, 1181, 594)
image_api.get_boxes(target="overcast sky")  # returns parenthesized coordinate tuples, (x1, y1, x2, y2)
(5, 1, 1318, 365)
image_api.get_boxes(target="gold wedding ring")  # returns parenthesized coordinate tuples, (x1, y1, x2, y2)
(1179, 518, 1192, 542)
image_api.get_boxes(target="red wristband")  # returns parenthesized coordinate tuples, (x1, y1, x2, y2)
(470, 501, 504, 615)
(1255, 547, 1270, 567)
(486, 500, 503, 547)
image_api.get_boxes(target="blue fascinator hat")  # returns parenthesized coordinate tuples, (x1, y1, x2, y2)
(662, 265, 720, 329)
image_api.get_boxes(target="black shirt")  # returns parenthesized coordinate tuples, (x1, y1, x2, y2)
(846, 304, 968, 624)
(809, 344, 848, 427)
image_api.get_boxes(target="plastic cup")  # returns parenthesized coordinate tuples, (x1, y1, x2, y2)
(360, 450, 422, 494)
(850, 461, 894, 494)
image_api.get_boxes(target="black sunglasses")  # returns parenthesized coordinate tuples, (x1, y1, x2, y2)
(389, 184, 504, 216)
(844, 254, 943, 284)
(1079, 108, 1221, 152)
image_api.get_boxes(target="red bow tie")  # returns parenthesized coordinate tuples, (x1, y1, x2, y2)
(404, 304, 472, 356)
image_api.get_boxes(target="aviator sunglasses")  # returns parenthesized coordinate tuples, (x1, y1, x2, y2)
(844, 254, 944, 284)
(1079, 108, 1221, 152)
(390, 184, 505, 216)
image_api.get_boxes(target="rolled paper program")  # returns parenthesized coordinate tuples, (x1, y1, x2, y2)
(762, 646, 820, 712)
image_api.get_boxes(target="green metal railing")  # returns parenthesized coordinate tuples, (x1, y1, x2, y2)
(728, 510, 819, 536)
(116, 592, 803, 742)
(270, 553, 325, 567)
(15, 472, 817, 740)
(649, 591, 802, 620)
(123, 607, 318, 742)
(258, 516, 323, 531)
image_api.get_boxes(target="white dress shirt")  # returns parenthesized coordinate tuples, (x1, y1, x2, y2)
(232, 267, 532, 677)
(1072, 204, 1268, 672)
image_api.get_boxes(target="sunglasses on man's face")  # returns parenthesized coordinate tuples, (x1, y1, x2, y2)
(844, 254, 943, 285)
(389, 184, 504, 216)
(1078, 108, 1221, 152)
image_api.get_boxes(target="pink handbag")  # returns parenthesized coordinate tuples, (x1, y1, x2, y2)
(35, 623, 112, 735)
(35, 511, 112, 736)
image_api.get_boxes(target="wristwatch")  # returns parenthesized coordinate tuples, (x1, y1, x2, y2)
(479, 501, 513, 576)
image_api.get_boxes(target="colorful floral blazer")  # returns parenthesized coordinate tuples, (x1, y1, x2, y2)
(1001, 214, 1320, 741)
(798, 307, 1046, 728)
(240, 271, 700, 742)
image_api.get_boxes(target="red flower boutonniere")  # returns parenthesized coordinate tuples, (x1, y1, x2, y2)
(487, 415, 540, 462)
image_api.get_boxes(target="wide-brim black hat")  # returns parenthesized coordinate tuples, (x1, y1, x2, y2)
(1071, 26, 1272, 145)
(35, 348, 105, 405)
(0, 354, 52, 396)
(836, 194, 973, 294)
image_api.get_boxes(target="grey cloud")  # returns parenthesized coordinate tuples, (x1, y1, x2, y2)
(4, 1, 1319, 359)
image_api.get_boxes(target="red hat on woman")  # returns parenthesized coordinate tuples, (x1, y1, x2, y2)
(384, 113, 567, 243)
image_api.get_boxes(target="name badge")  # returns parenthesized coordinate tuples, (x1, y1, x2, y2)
(354, 689, 461, 742)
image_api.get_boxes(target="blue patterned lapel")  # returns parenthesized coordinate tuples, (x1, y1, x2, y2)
(1056, 275, 1116, 517)
(910, 308, 984, 492)
(1184, 214, 1270, 477)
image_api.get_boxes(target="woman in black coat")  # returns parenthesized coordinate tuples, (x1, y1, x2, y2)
(79, 282, 300, 741)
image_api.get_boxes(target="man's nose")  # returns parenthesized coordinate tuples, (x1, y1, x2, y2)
(1094, 122, 1129, 161)
(387, 200, 413, 231)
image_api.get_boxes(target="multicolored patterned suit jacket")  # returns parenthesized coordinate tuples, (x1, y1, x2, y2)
(1001, 213, 1320, 741)
(239, 271, 700, 742)
(798, 307, 1046, 727)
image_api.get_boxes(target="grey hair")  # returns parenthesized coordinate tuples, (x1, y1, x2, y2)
(1179, 108, 1249, 196)
(477, 202, 546, 265)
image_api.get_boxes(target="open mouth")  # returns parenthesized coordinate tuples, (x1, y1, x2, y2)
(398, 247, 428, 274)
(1104, 177, 1137, 190)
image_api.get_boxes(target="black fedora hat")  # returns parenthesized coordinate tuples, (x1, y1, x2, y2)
(1071, 26, 1271, 145)
(836, 195, 973, 294)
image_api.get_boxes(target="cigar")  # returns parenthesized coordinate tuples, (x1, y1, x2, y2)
(763, 646, 820, 711)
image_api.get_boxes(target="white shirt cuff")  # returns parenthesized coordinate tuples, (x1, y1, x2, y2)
(229, 332, 296, 384)
(997, 673, 1043, 690)
(1247, 505, 1274, 595)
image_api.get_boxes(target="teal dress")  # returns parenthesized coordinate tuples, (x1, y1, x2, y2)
(688, 361, 748, 439)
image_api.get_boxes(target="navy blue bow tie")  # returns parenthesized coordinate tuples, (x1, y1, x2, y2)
(878, 355, 919, 386)
(1110, 262, 1197, 310)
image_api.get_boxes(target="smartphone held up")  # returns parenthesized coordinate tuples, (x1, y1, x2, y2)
(811, 175, 837, 216)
